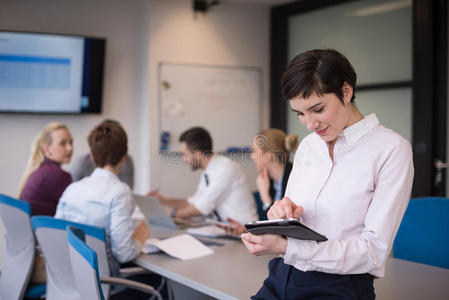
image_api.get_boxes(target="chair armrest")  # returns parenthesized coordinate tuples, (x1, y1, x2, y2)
(100, 276, 162, 300)
(119, 266, 152, 277)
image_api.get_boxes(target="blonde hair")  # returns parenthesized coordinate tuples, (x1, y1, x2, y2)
(18, 122, 69, 197)
(254, 128, 299, 165)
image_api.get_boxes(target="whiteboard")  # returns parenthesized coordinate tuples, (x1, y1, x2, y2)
(159, 63, 261, 151)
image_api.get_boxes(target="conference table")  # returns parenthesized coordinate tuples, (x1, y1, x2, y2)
(134, 226, 449, 300)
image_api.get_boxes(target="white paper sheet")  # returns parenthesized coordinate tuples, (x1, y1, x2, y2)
(142, 234, 214, 260)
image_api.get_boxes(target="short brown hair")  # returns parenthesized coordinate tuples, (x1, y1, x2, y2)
(281, 49, 356, 103)
(88, 122, 128, 167)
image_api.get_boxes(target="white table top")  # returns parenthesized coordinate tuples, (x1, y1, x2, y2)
(136, 227, 274, 300)
(135, 227, 449, 300)
(375, 257, 449, 300)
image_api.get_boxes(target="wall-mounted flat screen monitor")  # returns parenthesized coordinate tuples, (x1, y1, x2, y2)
(0, 30, 105, 113)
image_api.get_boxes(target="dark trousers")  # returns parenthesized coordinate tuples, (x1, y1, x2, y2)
(252, 258, 375, 300)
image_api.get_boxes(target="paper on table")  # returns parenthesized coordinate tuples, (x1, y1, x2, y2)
(143, 238, 161, 254)
(142, 234, 214, 260)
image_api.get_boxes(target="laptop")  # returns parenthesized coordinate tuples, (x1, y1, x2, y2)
(133, 194, 206, 230)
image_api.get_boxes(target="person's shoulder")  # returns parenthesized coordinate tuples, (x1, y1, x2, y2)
(369, 125, 411, 150)
(59, 179, 84, 199)
(29, 162, 68, 185)
(294, 132, 321, 155)
(360, 125, 412, 162)
(48, 165, 72, 185)
(117, 180, 132, 195)
(60, 168, 72, 180)
(92, 169, 130, 193)
(210, 154, 233, 169)
(210, 155, 242, 177)
(107, 175, 132, 197)
(22, 167, 45, 192)
(27, 165, 45, 181)
(300, 132, 321, 146)
(110, 182, 133, 207)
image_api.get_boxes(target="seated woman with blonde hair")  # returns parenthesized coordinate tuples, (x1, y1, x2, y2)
(224, 128, 298, 236)
(19, 122, 73, 216)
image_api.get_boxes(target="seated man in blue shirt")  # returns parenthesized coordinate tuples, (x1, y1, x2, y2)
(55, 122, 162, 299)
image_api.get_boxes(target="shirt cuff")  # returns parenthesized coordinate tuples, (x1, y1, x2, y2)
(283, 237, 317, 271)
(135, 240, 144, 253)
(192, 201, 211, 216)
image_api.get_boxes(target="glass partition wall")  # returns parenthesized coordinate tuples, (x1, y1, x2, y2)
(271, 0, 447, 197)
(286, 0, 412, 142)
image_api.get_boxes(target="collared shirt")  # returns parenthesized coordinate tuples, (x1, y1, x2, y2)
(283, 114, 414, 277)
(188, 155, 258, 224)
(21, 157, 72, 216)
(273, 177, 283, 202)
(55, 168, 140, 264)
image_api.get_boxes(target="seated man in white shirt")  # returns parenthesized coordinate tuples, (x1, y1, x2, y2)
(150, 127, 258, 225)
(55, 122, 163, 299)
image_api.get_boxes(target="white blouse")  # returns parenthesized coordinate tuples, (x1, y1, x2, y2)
(283, 114, 414, 277)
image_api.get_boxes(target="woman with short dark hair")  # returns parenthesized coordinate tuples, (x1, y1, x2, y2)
(242, 49, 414, 299)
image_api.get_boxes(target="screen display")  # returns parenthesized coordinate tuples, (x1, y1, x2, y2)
(0, 31, 105, 113)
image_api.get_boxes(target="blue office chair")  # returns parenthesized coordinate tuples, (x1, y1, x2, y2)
(32, 216, 110, 300)
(393, 197, 449, 269)
(0, 194, 45, 300)
(67, 226, 107, 300)
(67, 226, 162, 300)
(32, 216, 164, 299)
(253, 191, 268, 220)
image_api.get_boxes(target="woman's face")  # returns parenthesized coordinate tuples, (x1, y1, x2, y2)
(289, 90, 352, 143)
(251, 140, 270, 172)
(44, 128, 73, 164)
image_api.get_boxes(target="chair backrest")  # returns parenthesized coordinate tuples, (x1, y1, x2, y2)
(31, 216, 111, 300)
(393, 197, 449, 269)
(67, 226, 105, 300)
(0, 194, 35, 300)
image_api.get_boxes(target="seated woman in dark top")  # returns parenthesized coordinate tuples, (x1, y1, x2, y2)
(224, 128, 298, 236)
(18, 122, 73, 216)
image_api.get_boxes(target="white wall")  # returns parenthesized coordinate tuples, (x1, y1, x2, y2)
(146, 0, 269, 197)
(0, 0, 270, 267)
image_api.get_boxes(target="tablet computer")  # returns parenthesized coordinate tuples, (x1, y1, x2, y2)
(244, 218, 327, 242)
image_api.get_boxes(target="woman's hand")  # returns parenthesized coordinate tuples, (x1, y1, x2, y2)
(256, 168, 271, 202)
(241, 232, 287, 256)
(218, 218, 246, 237)
(267, 196, 303, 220)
